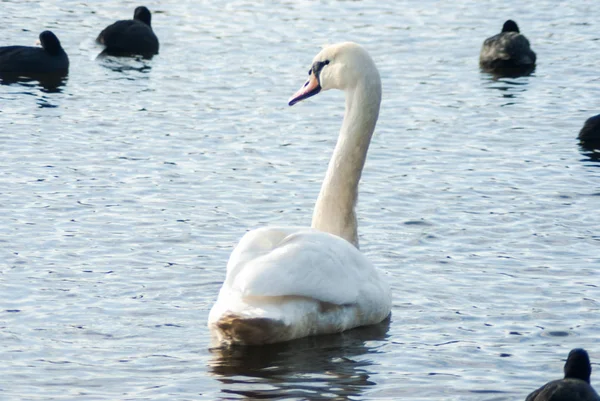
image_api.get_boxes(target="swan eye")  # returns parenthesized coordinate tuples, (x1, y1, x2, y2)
(308, 68, 312, 76)
(315, 60, 330, 69)
(311, 60, 330, 79)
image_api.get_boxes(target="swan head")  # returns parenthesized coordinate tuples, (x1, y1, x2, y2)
(289, 42, 379, 106)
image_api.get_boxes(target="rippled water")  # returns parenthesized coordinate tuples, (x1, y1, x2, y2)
(1, 0, 599, 400)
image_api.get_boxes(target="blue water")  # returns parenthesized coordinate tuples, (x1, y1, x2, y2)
(1, 1, 598, 400)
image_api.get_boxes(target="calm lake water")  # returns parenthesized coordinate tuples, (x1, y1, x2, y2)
(1, 0, 599, 400)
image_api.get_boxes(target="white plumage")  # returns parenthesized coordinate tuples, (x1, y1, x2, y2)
(208, 42, 392, 346)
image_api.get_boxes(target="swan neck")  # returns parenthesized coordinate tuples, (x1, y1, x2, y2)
(311, 78, 381, 248)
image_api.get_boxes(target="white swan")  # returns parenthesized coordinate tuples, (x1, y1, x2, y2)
(208, 42, 392, 346)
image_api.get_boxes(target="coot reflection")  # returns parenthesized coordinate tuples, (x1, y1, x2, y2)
(95, 52, 153, 73)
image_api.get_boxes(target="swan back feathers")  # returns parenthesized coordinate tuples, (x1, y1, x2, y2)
(226, 227, 378, 306)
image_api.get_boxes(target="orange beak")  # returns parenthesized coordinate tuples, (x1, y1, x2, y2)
(288, 72, 321, 106)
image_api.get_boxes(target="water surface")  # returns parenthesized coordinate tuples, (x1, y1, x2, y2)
(1, 0, 599, 400)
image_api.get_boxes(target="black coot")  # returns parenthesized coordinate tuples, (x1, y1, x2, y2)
(579, 115, 600, 147)
(526, 349, 599, 401)
(0, 31, 69, 76)
(480, 20, 536, 76)
(97, 6, 159, 58)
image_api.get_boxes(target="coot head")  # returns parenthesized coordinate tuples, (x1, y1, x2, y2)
(502, 20, 520, 33)
(564, 348, 592, 383)
(39, 31, 64, 56)
(134, 6, 152, 26)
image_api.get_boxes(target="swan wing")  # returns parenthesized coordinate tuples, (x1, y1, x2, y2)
(223, 227, 379, 306)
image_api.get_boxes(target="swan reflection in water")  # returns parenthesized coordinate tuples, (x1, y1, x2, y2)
(208, 317, 390, 400)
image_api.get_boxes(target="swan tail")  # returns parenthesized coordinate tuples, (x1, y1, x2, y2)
(214, 313, 291, 346)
